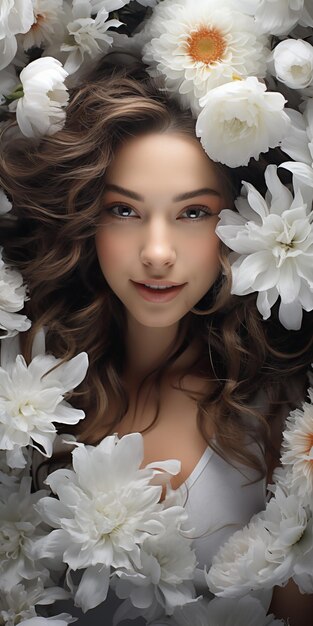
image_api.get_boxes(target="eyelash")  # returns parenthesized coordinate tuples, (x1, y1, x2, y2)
(105, 203, 213, 221)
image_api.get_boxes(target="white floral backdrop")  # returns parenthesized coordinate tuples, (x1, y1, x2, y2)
(0, 1, 313, 625)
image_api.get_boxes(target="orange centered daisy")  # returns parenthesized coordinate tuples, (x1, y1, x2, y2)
(186, 26, 227, 65)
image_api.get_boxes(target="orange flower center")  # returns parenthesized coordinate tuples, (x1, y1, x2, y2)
(186, 26, 226, 65)
(305, 432, 313, 456)
(32, 13, 46, 31)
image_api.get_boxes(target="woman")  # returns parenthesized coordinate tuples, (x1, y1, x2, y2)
(0, 61, 312, 625)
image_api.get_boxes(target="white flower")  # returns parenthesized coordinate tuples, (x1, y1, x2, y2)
(0, 0, 34, 70)
(0, 447, 32, 497)
(0, 188, 12, 214)
(271, 39, 313, 90)
(0, 247, 31, 339)
(21, 0, 66, 51)
(196, 78, 290, 167)
(0, 332, 88, 469)
(142, 0, 269, 115)
(206, 484, 313, 596)
(206, 515, 274, 597)
(61, 3, 122, 75)
(112, 517, 196, 623)
(0, 579, 69, 626)
(9, 57, 69, 138)
(216, 165, 313, 329)
(0, 66, 18, 104)
(239, 0, 304, 36)
(280, 98, 313, 166)
(167, 595, 285, 626)
(18, 617, 74, 626)
(0, 477, 51, 590)
(35, 433, 182, 613)
(280, 387, 313, 505)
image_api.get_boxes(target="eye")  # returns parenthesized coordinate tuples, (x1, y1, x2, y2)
(180, 206, 212, 220)
(107, 204, 138, 219)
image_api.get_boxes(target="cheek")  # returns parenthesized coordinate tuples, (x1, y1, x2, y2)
(95, 231, 127, 274)
(193, 231, 221, 274)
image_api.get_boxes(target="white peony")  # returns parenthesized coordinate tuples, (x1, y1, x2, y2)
(112, 516, 196, 624)
(9, 57, 69, 138)
(216, 165, 313, 329)
(0, 0, 34, 71)
(0, 332, 88, 468)
(271, 39, 313, 90)
(21, 0, 66, 51)
(280, 387, 313, 505)
(239, 0, 304, 36)
(207, 484, 313, 597)
(164, 595, 285, 626)
(142, 0, 269, 115)
(206, 515, 275, 597)
(61, 2, 122, 75)
(196, 78, 290, 167)
(35, 433, 183, 613)
(0, 579, 69, 625)
(0, 477, 51, 590)
(0, 247, 31, 339)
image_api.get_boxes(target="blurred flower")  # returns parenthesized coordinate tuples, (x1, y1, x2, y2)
(280, 386, 313, 505)
(0, 187, 12, 214)
(271, 38, 313, 90)
(0, 247, 31, 339)
(164, 595, 285, 626)
(142, 0, 269, 115)
(35, 433, 182, 613)
(0, 66, 18, 105)
(0, 579, 69, 625)
(239, 0, 304, 36)
(8, 56, 69, 138)
(196, 78, 289, 167)
(112, 516, 196, 623)
(216, 165, 313, 329)
(0, 333, 88, 468)
(0, 0, 34, 70)
(281, 98, 313, 166)
(0, 477, 51, 590)
(61, 2, 122, 75)
(21, 0, 66, 51)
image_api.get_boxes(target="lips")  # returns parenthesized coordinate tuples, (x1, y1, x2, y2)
(131, 281, 185, 303)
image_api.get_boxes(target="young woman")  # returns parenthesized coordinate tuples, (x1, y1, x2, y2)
(0, 61, 312, 625)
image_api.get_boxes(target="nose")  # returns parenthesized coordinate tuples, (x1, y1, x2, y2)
(140, 218, 176, 269)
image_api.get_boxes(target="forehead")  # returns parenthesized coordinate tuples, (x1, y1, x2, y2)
(104, 132, 223, 199)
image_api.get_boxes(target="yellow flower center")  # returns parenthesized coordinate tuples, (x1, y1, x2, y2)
(186, 26, 226, 65)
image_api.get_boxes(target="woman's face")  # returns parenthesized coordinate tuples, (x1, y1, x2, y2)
(96, 132, 229, 329)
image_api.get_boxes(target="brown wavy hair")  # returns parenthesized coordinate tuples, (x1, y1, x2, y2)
(0, 59, 312, 481)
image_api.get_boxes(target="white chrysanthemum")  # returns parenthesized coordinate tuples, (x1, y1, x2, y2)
(21, 0, 66, 51)
(0, 247, 31, 339)
(35, 433, 182, 613)
(9, 57, 69, 138)
(216, 165, 313, 329)
(0, 477, 51, 591)
(0, 447, 32, 498)
(207, 484, 313, 596)
(271, 39, 313, 90)
(165, 595, 285, 626)
(239, 0, 304, 35)
(112, 517, 196, 623)
(142, 0, 269, 115)
(61, 3, 122, 75)
(280, 387, 313, 504)
(0, 579, 69, 626)
(0, 334, 88, 469)
(196, 78, 290, 167)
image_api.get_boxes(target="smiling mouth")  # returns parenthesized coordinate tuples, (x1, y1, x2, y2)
(131, 281, 186, 302)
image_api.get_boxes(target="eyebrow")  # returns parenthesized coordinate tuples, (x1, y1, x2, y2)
(104, 183, 221, 201)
